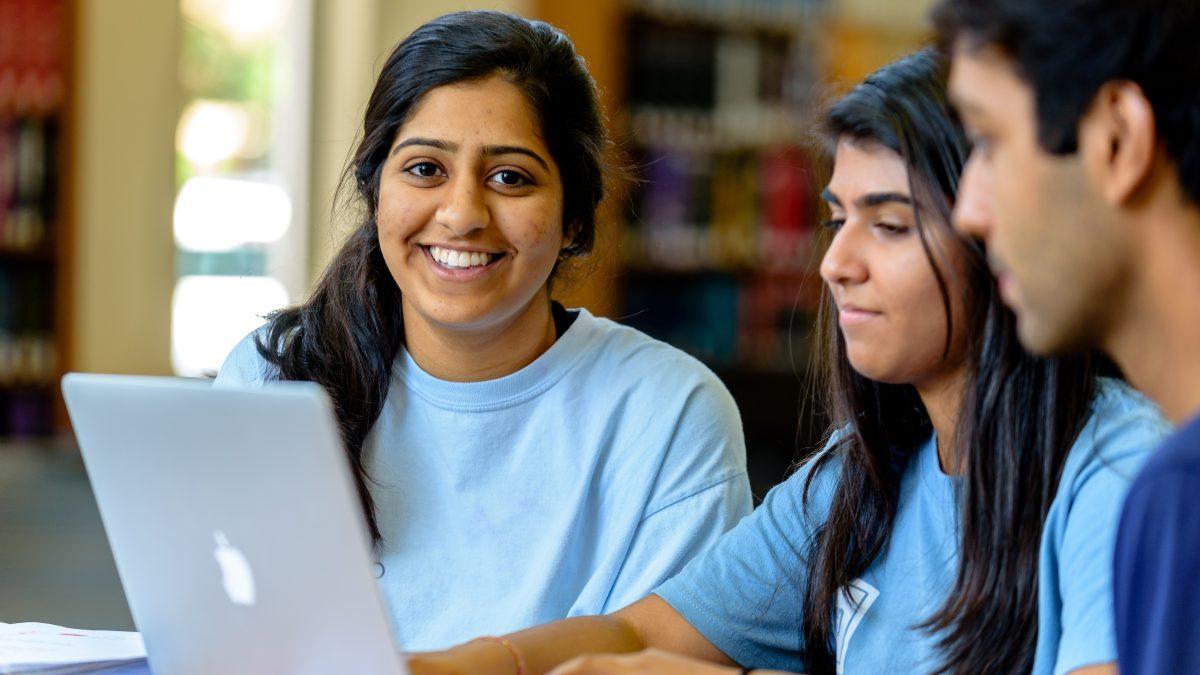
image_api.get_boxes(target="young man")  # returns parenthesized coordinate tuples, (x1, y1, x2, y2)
(933, 1, 1200, 674)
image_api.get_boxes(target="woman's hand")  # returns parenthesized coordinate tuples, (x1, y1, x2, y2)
(547, 648, 742, 675)
(405, 654, 465, 675)
(405, 641, 516, 675)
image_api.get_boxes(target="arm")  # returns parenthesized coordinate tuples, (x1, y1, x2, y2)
(549, 649, 791, 675)
(409, 595, 732, 675)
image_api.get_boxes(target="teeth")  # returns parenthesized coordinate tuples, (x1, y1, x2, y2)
(430, 246, 493, 269)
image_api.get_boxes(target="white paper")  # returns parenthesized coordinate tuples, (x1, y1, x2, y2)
(0, 622, 146, 674)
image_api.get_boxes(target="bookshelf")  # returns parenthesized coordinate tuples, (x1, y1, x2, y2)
(619, 0, 830, 494)
(537, 0, 832, 495)
(617, 0, 828, 371)
(0, 0, 71, 440)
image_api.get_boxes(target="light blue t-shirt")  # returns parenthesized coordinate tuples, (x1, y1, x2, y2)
(216, 307, 752, 651)
(655, 379, 1168, 674)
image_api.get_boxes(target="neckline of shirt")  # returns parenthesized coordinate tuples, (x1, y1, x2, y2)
(919, 432, 961, 502)
(393, 307, 599, 411)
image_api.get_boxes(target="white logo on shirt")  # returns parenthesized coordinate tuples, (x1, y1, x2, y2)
(834, 577, 880, 674)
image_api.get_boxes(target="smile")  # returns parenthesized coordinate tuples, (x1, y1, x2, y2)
(427, 245, 500, 269)
(420, 245, 507, 280)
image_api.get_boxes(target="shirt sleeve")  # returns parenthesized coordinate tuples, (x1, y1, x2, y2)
(1113, 462, 1200, 675)
(601, 473, 751, 613)
(1050, 401, 1162, 674)
(600, 373, 753, 613)
(213, 327, 274, 387)
(652, 456, 836, 672)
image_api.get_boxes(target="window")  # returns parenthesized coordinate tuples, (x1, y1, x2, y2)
(171, 0, 312, 376)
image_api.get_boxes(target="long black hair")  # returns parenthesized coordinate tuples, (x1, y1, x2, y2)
(254, 11, 609, 544)
(799, 47, 1099, 674)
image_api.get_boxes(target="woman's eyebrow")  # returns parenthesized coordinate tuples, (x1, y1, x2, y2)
(390, 137, 456, 156)
(388, 138, 549, 172)
(482, 145, 550, 171)
(820, 189, 912, 208)
(858, 192, 912, 207)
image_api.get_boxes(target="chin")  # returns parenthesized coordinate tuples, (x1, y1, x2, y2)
(857, 371, 909, 386)
(845, 352, 897, 384)
(403, 294, 488, 328)
(1016, 313, 1083, 357)
(1016, 319, 1054, 355)
(428, 308, 505, 332)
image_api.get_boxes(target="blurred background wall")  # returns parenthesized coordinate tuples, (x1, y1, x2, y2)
(1, 0, 931, 630)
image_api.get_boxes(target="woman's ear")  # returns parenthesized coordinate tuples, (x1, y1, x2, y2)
(560, 220, 580, 257)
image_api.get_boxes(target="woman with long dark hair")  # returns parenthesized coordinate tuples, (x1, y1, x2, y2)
(408, 47, 1167, 675)
(214, 11, 751, 650)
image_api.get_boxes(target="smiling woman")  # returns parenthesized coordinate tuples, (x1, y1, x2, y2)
(377, 76, 570, 381)
(209, 10, 751, 653)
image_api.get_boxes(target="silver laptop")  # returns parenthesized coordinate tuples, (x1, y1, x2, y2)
(61, 373, 408, 675)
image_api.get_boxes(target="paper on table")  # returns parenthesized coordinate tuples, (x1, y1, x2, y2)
(0, 622, 147, 674)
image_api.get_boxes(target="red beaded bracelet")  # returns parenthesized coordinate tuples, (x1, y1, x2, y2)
(476, 636, 527, 675)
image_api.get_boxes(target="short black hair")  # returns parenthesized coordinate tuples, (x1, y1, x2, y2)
(933, 0, 1200, 207)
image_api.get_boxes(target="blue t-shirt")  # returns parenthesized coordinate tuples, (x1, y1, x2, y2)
(655, 379, 1168, 674)
(1114, 412, 1200, 675)
(215, 307, 752, 650)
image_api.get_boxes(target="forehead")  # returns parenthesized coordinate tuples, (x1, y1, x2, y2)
(395, 75, 547, 149)
(827, 138, 910, 201)
(947, 43, 1031, 121)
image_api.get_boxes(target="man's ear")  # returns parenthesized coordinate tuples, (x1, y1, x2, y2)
(1078, 80, 1157, 206)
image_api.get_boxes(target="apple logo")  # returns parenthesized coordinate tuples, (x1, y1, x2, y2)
(212, 530, 256, 607)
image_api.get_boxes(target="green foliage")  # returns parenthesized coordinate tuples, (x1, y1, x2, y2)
(179, 20, 277, 104)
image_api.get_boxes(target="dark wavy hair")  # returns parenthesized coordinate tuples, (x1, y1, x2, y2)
(253, 11, 609, 544)
(799, 48, 1100, 674)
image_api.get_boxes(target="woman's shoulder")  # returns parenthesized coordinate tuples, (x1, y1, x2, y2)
(1084, 377, 1170, 457)
(749, 436, 846, 537)
(213, 324, 280, 387)
(1091, 377, 1164, 419)
(1059, 377, 1171, 494)
(572, 309, 729, 392)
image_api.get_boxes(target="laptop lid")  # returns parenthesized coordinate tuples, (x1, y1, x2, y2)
(62, 373, 407, 675)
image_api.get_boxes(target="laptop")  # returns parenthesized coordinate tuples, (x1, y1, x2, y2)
(61, 373, 408, 675)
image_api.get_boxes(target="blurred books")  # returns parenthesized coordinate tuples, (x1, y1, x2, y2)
(619, 3, 826, 371)
(0, 0, 66, 440)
